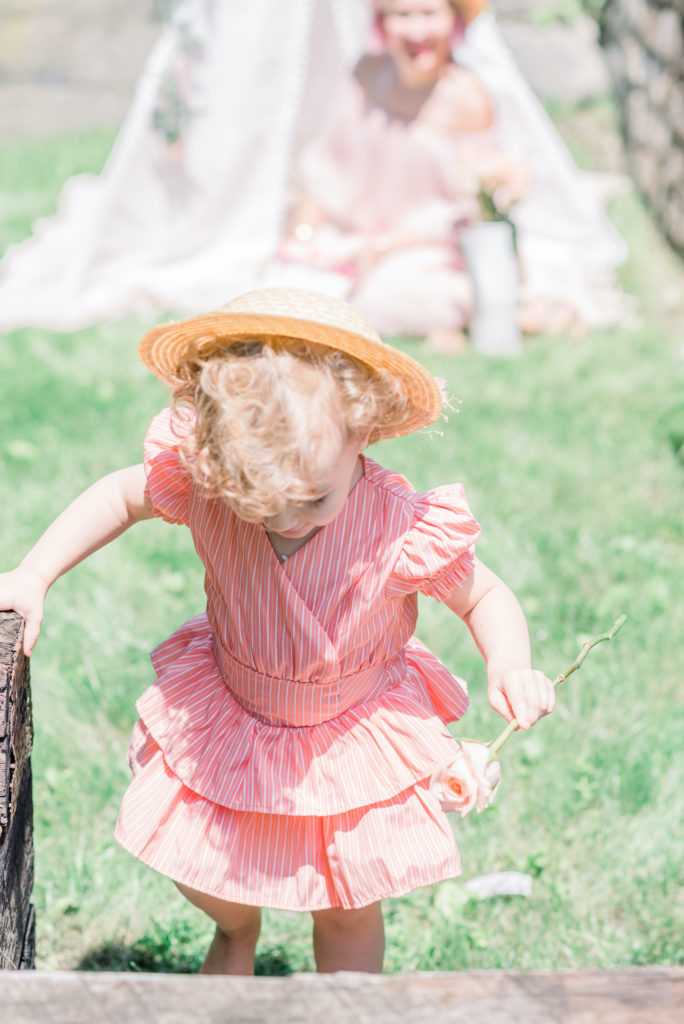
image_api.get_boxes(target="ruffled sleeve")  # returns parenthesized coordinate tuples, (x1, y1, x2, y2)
(143, 407, 194, 526)
(386, 484, 480, 602)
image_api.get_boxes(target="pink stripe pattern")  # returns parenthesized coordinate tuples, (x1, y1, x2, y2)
(115, 408, 481, 909)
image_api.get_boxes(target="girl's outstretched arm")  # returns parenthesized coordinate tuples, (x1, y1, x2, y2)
(444, 557, 555, 730)
(0, 464, 153, 656)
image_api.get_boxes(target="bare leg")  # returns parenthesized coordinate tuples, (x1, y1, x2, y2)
(311, 902, 384, 973)
(426, 326, 469, 354)
(352, 246, 473, 338)
(176, 881, 261, 975)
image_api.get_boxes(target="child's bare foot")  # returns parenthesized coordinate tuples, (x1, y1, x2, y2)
(518, 298, 585, 338)
(426, 327, 470, 354)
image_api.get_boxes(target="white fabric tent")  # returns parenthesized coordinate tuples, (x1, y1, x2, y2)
(0, 1, 628, 333)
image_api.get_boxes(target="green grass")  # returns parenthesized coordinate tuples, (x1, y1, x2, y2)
(0, 123, 682, 973)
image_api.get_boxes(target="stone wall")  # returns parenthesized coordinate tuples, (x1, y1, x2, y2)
(601, 0, 684, 255)
(0, 0, 158, 138)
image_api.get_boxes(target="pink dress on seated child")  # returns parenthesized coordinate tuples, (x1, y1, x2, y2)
(115, 408, 481, 910)
(275, 63, 493, 336)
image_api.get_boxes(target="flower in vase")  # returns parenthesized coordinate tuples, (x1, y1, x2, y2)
(474, 152, 529, 223)
(431, 740, 502, 818)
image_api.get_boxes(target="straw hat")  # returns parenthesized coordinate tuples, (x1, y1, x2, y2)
(138, 288, 442, 440)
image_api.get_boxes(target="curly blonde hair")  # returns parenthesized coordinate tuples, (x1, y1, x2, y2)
(170, 336, 408, 521)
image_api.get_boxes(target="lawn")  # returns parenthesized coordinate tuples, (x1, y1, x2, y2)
(0, 104, 682, 973)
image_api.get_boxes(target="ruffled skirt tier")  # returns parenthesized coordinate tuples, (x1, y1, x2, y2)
(115, 616, 469, 909)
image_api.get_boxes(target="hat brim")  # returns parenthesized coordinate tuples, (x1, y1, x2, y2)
(138, 311, 442, 442)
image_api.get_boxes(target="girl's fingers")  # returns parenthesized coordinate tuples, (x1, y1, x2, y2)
(488, 686, 515, 723)
(539, 672, 556, 715)
(491, 670, 556, 729)
(503, 674, 535, 729)
(22, 615, 42, 657)
(521, 671, 555, 725)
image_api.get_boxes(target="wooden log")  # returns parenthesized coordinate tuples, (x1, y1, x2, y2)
(0, 769, 35, 970)
(0, 967, 681, 1024)
(19, 905, 36, 972)
(0, 611, 35, 970)
(0, 611, 31, 836)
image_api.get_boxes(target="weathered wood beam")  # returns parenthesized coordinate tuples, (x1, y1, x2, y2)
(0, 611, 35, 970)
(0, 967, 682, 1023)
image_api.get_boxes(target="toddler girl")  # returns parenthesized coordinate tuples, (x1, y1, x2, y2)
(0, 288, 554, 974)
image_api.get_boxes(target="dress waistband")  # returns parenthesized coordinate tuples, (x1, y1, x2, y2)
(214, 640, 405, 727)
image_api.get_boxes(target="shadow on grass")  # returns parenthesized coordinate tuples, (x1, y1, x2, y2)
(659, 400, 684, 465)
(76, 938, 295, 975)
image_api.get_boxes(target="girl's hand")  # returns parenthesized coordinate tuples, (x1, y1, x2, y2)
(0, 566, 49, 657)
(0, 465, 151, 659)
(487, 668, 555, 730)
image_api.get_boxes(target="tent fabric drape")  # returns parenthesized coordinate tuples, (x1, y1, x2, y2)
(0, 2, 628, 333)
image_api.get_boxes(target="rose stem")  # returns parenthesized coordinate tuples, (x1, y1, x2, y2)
(486, 614, 627, 760)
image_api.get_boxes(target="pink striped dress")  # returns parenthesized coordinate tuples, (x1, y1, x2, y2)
(115, 408, 481, 910)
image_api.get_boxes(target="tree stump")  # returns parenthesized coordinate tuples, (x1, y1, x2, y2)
(0, 610, 35, 970)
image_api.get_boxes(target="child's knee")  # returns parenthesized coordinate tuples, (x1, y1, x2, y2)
(219, 913, 261, 947)
(312, 901, 381, 933)
(219, 905, 261, 939)
(176, 881, 261, 939)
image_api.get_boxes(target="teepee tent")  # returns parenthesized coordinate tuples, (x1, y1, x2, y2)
(0, 0, 627, 332)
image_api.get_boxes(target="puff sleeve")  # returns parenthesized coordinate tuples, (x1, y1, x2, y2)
(143, 408, 194, 526)
(386, 484, 480, 602)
